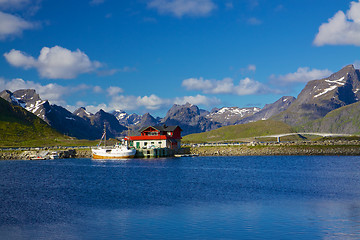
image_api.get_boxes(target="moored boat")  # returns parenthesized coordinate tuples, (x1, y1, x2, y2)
(91, 124, 136, 159)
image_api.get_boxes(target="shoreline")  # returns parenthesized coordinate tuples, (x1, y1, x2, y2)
(1, 140, 360, 159)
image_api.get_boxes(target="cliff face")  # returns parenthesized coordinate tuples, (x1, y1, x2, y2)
(161, 103, 221, 135)
(301, 101, 360, 134)
(273, 65, 360, 126)
(238, 96, 296, 124)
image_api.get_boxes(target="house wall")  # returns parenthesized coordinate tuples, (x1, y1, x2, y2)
(132, 139, 167, 149)
(131, 139, 181, 150)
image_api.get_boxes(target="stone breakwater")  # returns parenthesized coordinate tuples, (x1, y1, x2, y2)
(189, 140, 360, 156)
(0, 148, 92, 160)
(1, 140, 360, 160)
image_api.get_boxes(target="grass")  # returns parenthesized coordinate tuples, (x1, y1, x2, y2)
(0, 97, 100, 148)
(183, 120, 295, 143)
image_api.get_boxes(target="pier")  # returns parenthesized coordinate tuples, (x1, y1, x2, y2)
(135, 148, 175, 158)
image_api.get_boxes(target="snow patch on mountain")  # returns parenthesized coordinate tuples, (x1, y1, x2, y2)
(314, 77, 345, 98)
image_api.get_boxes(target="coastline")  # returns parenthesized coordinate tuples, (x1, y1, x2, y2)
(1, 140, 360, 160)
(189, 140, 360, 156)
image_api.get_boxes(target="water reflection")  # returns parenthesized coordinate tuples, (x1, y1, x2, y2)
(1, 156, 360, 239)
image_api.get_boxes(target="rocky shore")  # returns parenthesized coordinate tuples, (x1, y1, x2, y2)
(189, 140, 360, 156)
(0, 148, 91, 160)
(1, 140, 360, 160)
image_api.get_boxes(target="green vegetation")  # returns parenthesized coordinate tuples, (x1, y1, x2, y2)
(183, 120, 295, 143)
(0, 98, 98, 147)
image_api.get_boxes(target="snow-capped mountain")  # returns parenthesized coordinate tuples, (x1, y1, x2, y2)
(238, 96, 296, 124)
(0, 89, 104, 139)
(73, 107, 93, 120)
(274, 64, 360, 126)
(207, 107, 260, 126)
(0, 89, 50, 123)
(113, 110, 142, 126)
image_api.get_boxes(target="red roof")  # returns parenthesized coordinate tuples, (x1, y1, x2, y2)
(125, 135, 181, 141)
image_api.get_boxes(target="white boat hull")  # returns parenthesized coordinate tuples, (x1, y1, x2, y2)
(92, 147, 136, 159)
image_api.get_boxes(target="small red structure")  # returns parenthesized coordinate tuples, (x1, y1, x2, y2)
(125, 125, 182, 150)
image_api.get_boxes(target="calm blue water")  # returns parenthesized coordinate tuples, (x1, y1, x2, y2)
(1, 156, 360, 239)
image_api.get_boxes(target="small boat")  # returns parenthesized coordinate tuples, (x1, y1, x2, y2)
(92, 124, 136, 159)
(49, 152, 59, 159)
(29, 155, 49, 160)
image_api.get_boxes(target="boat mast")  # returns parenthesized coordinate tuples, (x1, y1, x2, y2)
(104, 122, 106, 147)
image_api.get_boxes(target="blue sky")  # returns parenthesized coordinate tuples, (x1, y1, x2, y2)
(0, 0, 359, 117)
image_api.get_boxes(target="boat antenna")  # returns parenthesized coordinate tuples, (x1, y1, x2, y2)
(104, 122, 106, 147)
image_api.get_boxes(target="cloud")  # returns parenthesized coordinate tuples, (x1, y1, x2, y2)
(314, 1, 360, 46)
(182, 77, 273, 95)
(84, 92, 220, 114)
(270, 67, 332, 84)
(85, 94, 172, 113)
(174, 94, 220, 106)
(97, 66, 136, 76)
(93, 86, 103, 93)
(0, 0, 31, 10)
(225, 2, 233, 10)
(4, 46, 102, 79)
(247, 64, 256, 72)
(0, 77, 71, 105)
(107, 86, 123, 96)
(247, 17, 262, 25)
(0, 11, 37, 40)
(147, 0, 217, 17)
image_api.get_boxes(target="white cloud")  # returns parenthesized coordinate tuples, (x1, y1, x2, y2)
(0, 11, 37, 40)
(174, 94, 220, 106)
(247, 64, 256, 72)
(0, 0, 31, 10)
(4, 46, 101, 79)
(107, 86, 123, 96)
(136, 94, 171, 110)
(0, 77, 70, 105)
(182, 77, 272, 95)
(314, 1, 360, 46)
(270, 67, 332, 84)
(93, 86, 103, 93)
(148, 0, 217, 17)
(83, 92, 220, 114)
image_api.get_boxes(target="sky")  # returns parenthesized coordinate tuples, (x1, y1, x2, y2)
(0, 0, 360, 117)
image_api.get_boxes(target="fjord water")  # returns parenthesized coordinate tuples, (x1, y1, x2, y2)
(1, 156, 360, 239)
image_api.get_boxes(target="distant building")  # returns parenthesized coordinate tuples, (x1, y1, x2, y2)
(125, 125, 182, 150)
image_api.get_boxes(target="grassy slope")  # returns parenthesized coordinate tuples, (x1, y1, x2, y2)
(299, 101, 360, 134)
(183, 120, 295, 143)
(0, 97, 71, 147)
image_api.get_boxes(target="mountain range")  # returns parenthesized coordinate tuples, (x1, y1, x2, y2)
(2, 64, 360, 139)
(0, 96, 67, 146)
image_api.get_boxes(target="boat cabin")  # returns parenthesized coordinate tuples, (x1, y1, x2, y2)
(125, 125, 182, 150)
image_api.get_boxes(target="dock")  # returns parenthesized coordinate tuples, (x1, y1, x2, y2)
(135, 148, 175, 158)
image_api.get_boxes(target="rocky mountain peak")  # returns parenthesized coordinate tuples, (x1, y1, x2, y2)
(207, 106, 261, 126)
(164, 103, 200, 122)
(73, 107, 93, 120)
(273, 64, 360, 125)
(239, 96, 296, 124)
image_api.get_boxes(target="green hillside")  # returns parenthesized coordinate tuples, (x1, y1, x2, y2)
(300, 101, 360, 134)
(0, 98, 70, 147)
(183, 120, 295, 143)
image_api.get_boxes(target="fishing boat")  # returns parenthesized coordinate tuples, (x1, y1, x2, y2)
(91, 124, 136, 159)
